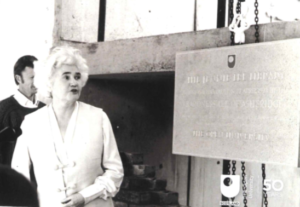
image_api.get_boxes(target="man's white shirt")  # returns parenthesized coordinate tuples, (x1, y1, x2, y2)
(14, 90, 39, 108)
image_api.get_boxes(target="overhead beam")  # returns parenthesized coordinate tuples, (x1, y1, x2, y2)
(60, 22, 300, 75)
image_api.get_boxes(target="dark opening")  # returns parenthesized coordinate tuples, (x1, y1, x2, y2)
(98, 0, 107, 42)
(217, 0, 227, 28)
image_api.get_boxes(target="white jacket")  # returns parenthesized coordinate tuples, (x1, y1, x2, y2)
(12, 102, 124, 207)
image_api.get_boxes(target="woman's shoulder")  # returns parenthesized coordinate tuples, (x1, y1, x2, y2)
(22, 106, 48, 125)
(77, 102, 111, 123)
(19, 106, 48, 140)
(26, 105, 48, 118)
(78, 102, 104, 113)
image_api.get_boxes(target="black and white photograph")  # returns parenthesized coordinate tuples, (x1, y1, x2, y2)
(1, 0, 300, 206)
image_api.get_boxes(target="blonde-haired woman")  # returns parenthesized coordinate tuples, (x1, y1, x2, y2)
(12, 46, 124, 207)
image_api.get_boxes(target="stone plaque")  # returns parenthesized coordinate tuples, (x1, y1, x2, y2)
(173, 39, 300, 166)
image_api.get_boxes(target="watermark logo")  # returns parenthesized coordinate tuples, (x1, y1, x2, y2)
(220, 175, 284, 206)
(228, 55, 236, 68)
(264, 179, 284, 198)
(220, 175, 240, 198)
(263, 179, 284, 192)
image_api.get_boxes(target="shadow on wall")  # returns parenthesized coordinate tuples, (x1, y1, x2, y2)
(79, 72, 177, 183)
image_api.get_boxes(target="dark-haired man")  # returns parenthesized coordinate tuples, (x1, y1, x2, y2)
(0, 55, 45, 166)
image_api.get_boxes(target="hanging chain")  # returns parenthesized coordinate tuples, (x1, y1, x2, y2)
(225, 160, 232, 207)
(262, 164, 268, 207)
(232, 160, 236, 175)
(236, 0, 241, 14)
(225, 161, 237, 207)
(229, 0, 234, 45)
(254, 0, 259, 43)
(241, 162, 248, 207)
(229, 0, 244, 45)
(237, 0, 242, 43)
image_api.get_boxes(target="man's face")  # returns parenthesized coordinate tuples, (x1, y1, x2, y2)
(19, 67, 37, 97)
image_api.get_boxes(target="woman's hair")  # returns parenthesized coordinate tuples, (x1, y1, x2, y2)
(44, 46, 89, 97)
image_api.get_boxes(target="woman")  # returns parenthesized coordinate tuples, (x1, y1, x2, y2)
(12, 46, 124, 207)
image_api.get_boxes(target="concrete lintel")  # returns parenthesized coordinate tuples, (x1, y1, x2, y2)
(59, 22, 300, 75)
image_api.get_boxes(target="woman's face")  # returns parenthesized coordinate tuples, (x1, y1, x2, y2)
(51, 64, 84, 103)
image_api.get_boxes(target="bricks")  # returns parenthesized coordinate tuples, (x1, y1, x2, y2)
(121, 152, 144, 165)
(121, 177, 167, 191)
(121, 177, 150, 190)
(124, 165, 156, 178)
(115, 190, 152, 204)
(149, 179, 167, 191)
(133, 165, 156, 177)
(115, 151, 180, 207)
(151, 191, 179, 205)
(115, 190, 179, 205)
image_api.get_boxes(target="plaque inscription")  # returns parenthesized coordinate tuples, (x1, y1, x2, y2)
(173, 39, 300, 166)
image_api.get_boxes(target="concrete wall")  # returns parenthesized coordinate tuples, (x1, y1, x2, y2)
(61, 0, 100, 42)
(105, 0, 195, 41)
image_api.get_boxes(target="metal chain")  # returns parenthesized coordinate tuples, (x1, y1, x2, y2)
(229, 161, 236, 207)
(236, 0, 241, 14)
(229, 0, 244, 45)
(236, 0, 242, 29)
(262, 164, 268, 207)
(229, 0, 234, 45)
(225, 160, 232, 207)
(241, 162, 248, 207)
(232, 160, 236, 175)
(254, 0, 259, 43)
(222, 160, 239, 207)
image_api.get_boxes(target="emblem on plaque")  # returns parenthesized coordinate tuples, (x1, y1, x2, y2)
(228, 55, 236, 68)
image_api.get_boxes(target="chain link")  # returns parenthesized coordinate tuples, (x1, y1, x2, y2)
(229, 0, 244, 45)
(232, 160, 236, 175)
(236, 1, 242, 30)
(236, 0, 241, 14)
(254, 0, 259, 43)
(241, 162, 247, 207)
(231, 160, 237, 207)
(262, 164, 268, 207)
(226, 160, 232, 207)
(230, 161, 236, 207)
